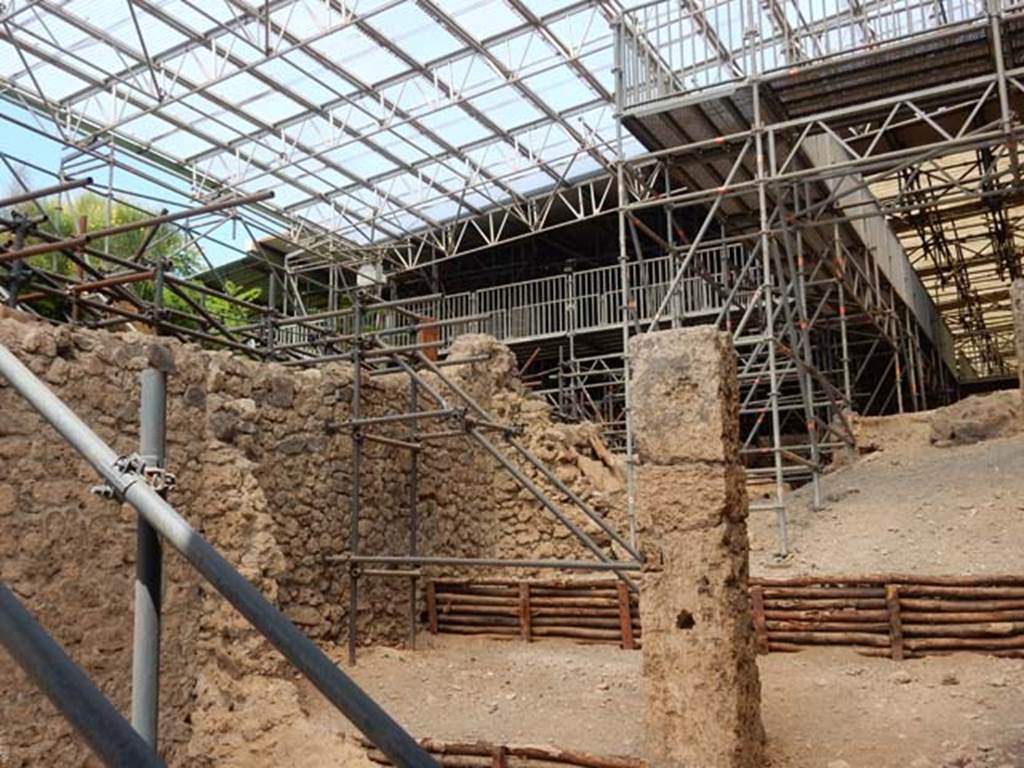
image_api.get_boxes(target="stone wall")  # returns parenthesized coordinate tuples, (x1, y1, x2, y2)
(0, 313, 485, 765)
(0, 317, 629, 766)
(441, 335, 630, 568)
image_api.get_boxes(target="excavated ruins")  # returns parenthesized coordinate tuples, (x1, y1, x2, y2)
(2, 303, 1023, 768)
(3, 7, 1024, 764)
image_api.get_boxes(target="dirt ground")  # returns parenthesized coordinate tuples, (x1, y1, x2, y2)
(749, 395, 1024, 576)
(244, 393, 1024, 768)
(306, 394, 1024, 768)
(291, 636, 1024, 768)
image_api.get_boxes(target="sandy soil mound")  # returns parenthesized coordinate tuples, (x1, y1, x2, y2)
(749, 392, 1024, 576)
(928, 390, 1022, 446)
(851, 390, 1022, 455)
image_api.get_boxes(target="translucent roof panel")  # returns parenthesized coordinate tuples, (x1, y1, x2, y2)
(0, 0, 631, 247)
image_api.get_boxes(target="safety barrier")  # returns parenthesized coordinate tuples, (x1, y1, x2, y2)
(617, 0, 993, 110)
(427, 578, 640, 649)
(277, 244, 750, 351)
(427, 575, 1024, 659)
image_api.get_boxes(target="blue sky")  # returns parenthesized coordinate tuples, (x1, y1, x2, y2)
(1, 101, 254, 271)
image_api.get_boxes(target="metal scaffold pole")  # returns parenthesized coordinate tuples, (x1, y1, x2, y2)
(132, 365, 166, 746)
(0, 340, 439, 768)
(753, 75, 789, 557)
(0, 583, 167, 768)
(348, 295, 364, 666)
(407, 375, 420, 649)
(613, 19, 638, 551)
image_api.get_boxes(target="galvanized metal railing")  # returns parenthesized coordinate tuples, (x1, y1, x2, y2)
(270, 243, 753, 358)
(397, 243, 749, 349)
(618, 0, 994, 110)
(271, 244, 750, 353)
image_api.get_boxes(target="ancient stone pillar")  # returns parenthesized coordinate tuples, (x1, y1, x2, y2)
(1012, 279, 1024, 396)
(630, 327, 765, 768)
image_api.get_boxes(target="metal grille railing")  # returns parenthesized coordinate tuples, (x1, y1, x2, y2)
(273, 244, 751, 351)
(290, 244, 750, 352)
(618, 0, 993, 110)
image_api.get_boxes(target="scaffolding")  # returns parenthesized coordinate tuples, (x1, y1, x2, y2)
(604, 0, 1024, 554)
(304, 290, 640, 665)
(3, 0, 1022, 557)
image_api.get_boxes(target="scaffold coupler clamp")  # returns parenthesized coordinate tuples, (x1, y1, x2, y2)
(449, 407, 469, 432)
(143, 464, 177, 494)
(90, 453, 176, 500)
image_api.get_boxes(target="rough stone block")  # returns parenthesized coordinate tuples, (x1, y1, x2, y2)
(636, 464, 748, 537)
(642, 634, 763, 768)
(629, 327, 738, 464)
(631, 328, 764, 768)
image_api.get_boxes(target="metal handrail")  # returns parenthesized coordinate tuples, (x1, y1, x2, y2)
(0, 342, 438, 768)
(617, 0, 995, 110)
(273, 244, 750, 353)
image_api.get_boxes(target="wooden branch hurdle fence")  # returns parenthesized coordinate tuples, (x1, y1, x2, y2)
(426, 575, 1024, 659)
(359, 737, 644, 768)
(426, 578, 640, 648)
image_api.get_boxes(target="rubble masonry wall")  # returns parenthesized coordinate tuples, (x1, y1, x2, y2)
(0, 318, 626, 766)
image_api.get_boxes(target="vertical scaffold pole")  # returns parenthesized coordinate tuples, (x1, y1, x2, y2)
(348, 296, 363, 666)
(613, 19, 638, 550)
(132, 365, 165, 746)
(407, 375, 419, 649)
(753, 77, 788, 556)
(0, 583, 167, 767)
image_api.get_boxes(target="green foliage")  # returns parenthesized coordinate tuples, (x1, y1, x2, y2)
(14, 192, 261, 330)
(189, 281, 264, 330)
(22, 191, 200, 276)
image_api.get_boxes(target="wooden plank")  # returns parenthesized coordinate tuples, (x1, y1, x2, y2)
(519, 583, 532, 642)
(426, 576, 1024, 658)
(897, 585, 1024, 598)
(765, 620, 890, 633)
(886, 584, 904, 661)
(752, 574, 1024, 587)
(766, 631, 891, 647)
(617, 582, 635, 650)
(763, 598, 887, 610)
(750, 586, 768, 654)
(901, 610, 1024, 623)
(763, 608, 890, 622)
(761, 587, 886, 599)
(900, 597, 1024, 612)
(426, 580, 438, 634)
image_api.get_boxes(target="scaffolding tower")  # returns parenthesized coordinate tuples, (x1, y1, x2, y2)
(606, 0, 1023, 553)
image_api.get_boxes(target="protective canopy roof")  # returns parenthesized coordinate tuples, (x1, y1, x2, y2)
(0, 0, 640, 247)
